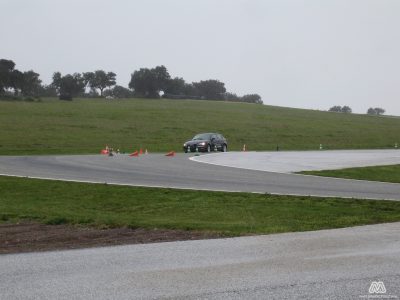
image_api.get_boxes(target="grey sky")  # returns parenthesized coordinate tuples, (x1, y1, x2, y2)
(2, 0, 400, 115)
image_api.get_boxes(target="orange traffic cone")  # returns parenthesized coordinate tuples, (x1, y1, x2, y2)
(139, 148, 143, 155)
(242, 144, 246, 151)
(165, 151, 175, 157)
(129, 151, 139, 157)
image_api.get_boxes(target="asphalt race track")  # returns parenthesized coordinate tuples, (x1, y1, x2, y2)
(0, 150, 400, 200)
(1, 222, 399, 299)
(1, 150, 400, 299)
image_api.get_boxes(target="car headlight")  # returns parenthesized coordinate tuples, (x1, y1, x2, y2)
(183, 143, 187, 147)
(198, 142, 206, 146)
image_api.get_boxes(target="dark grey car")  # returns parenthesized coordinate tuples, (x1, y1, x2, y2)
(183, 133, 228, 153)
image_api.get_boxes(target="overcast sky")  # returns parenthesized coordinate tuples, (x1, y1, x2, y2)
(2, 0, 400, 115)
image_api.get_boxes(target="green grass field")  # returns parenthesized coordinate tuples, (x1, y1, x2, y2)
(1, 176, 400, 235)
(300, 164, 400, 184)
(1, 97, 399, 155)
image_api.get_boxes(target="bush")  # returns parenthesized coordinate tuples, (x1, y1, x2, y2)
(367, 107, 385, 115)
(329, 105, 352, 113)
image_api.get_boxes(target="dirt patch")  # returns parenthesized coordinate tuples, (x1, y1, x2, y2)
(0, 222, 222, 254)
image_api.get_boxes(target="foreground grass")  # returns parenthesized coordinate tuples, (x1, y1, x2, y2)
(0, 98, 400, 155)
(300, 164, 400, 184)
(1, 176, 400, 236)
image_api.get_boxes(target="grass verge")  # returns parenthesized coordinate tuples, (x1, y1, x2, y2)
(300, 164, 400, 184)
(1, 176, 400, 236)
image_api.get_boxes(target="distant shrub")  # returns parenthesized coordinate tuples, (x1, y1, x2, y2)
(329, 105, 352, 113)
(367, 107, 385, 115)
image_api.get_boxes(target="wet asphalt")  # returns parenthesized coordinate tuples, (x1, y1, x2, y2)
(0, 151, 399, 200)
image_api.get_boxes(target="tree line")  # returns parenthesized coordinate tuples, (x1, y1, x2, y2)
(0, 59, 262, 104)
(329, 105, 386, 115)
(0, 59, 42, 98)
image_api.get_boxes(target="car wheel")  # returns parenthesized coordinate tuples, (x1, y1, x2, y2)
(207, 144, 211, 152)
(222, 144, 227, 152)
(184, 148, 188, 153)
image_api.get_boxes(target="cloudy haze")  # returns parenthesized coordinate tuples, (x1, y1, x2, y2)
(2, 0, 400, 115)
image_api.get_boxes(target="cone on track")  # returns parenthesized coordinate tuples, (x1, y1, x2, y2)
(165, 151, 175, 157)
(100, 149, 109, 155)
(129, 151, 139, 157)
(145, 149, 148, 154)
(139, 148, 143, 155)
(242, 144, 246, 152)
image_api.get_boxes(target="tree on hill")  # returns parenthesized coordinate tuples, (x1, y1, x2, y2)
(241, 94, 263, 104)
(329, 106, 342, 112)
(0, 59, 42, 97)
(9, 69, 24, 95)
(367, 107, 385, 115)
(224, 92, 240, 102)
(129, 65, 170, 98)
(341, 106, 352, 113)
(164, 77, 186, 95)
(329, 105, 352, 113)
(83, 70, 116, 96)
(20, 70, 42, 97)
(128, 65, 261, 103)
(152, 65, 170, 92)
(0, 59, 17, 94)
(192, 79, 226, 100)
(52, 72, 86, 100)
(103, 85, 134, 98)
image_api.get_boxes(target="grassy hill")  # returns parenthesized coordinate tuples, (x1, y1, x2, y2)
(0, 97, 399, 155)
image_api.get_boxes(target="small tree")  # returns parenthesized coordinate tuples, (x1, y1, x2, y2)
(52, 72, 85, 100)
(329, 106, 342, 112)
(341, 106, 352, 113)
(83, 70, 116, 96)
(241, 94, 263, 104)
(0, 59, 16, 94)
(104, 85, 134, 98)
(20, 70, 42, 97)
(129, 65, 171, 98)
(164, 77, 186, 95)
(224, 92, 240, 102)
(329, 106, 352, 113)
(374, 107, 385, 115)
(192, 79, 226, 100)
(367, 107, 385, 115)
(10, 69, 24, 96)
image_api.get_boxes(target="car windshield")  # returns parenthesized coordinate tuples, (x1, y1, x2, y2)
(192, 133, 212, 140)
